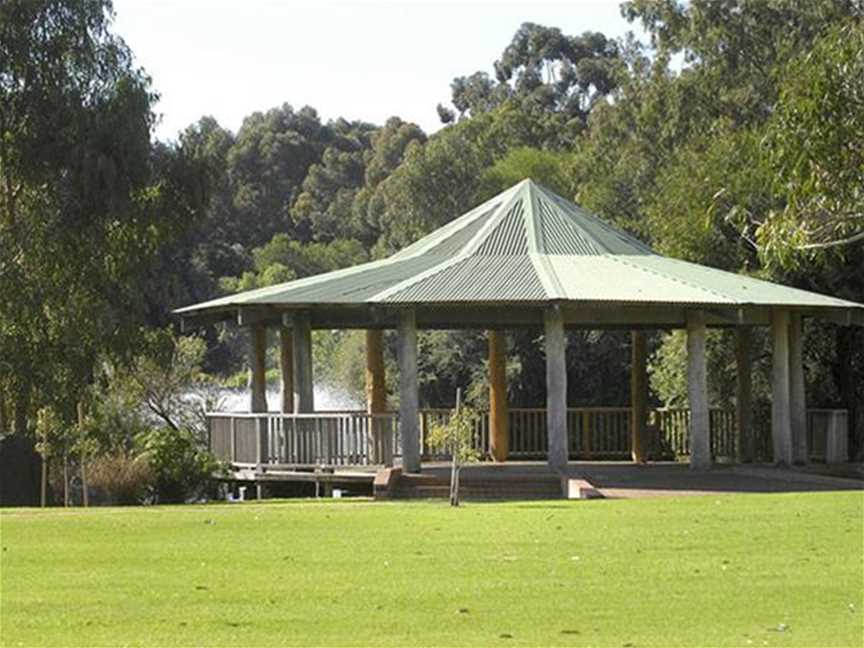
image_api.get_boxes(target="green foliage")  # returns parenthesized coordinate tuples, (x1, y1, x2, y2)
(759, 20, 864, 269)
(369, 124, 489, 256)
(426, 406, 483, 466)
(0, 0, 210, 434)
(79, 331, 218, 502)
(477, 147, 573, 201)
(443, 22, 621, 132)
(5, 0, 863, 453)
(314, 330, 368, 405)
(135, 427, 217, 504)
(646, 126, 773, 268)
(649, 329, 772, 410)
(34, 407, 67, 460)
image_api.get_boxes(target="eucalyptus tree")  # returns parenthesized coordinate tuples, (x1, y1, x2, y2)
(0, 0, 206, 439)
(439, 22, 622, 146)
(226, 104, 334, 248)
(290, 119, 377, 243)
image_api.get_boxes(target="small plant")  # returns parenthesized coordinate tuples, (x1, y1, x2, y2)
(426, 391, 482, 506)
(86, 454, 154, 505)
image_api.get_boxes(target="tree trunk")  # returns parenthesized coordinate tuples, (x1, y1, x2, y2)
(40, 455, 48, 508)
(63, 449, 70, 507)
(450, 389, 462, 507)
(78, 401, 89, 507)
(452, 467, 461, 507)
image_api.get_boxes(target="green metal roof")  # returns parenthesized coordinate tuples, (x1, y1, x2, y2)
(176, 179, 864, 316)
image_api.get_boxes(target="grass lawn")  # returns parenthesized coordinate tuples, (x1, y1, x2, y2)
(1, 492, 862, 647)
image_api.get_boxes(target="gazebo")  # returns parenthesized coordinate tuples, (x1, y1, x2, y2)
(177, 179, 863, 480)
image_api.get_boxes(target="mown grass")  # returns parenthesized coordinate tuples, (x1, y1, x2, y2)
(1, 492, 862, 647)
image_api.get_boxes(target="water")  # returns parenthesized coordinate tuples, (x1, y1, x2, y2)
(213, 385, 361, 412)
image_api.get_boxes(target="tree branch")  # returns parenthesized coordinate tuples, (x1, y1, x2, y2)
(797, 229, 864, 250)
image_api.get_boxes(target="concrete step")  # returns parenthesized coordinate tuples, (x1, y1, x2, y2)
(392, 476, 562, 500)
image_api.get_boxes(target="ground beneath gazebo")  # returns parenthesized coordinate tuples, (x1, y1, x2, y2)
(382, 461, 863, 500)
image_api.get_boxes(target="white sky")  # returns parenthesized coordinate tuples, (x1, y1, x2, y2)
(112, 0, 646, 141)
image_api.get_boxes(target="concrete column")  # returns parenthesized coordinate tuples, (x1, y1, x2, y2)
(249, 323, 269, 498)
(544, 308, 568, 472)
(248, 323, 267, 413)
(772, 310, 793, 466)
(488, 330, 509, 462)
(279, 326, 294, 414)
(398, 310, 420, 473)
(292, 313, 314, 413)
(687, 311, 711, 471)
(789, 313, 808, 464)
(630, 330, 648, 463)
(735, 327, 754, 463)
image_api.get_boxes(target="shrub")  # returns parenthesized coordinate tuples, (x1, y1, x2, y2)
(135, 427, 217, 503)
(86, 454, 153, 505)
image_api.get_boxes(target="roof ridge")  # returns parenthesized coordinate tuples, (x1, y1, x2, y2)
(461, 184, 527, 258)
(529, 253, 565, 300)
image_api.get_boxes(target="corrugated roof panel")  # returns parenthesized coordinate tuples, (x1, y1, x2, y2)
(245, 256, 446, 304)
(476, 200, 528, 256)
(625, 256, 856, 307)
(538, 185, 654, 255)
(175, 179, 864, 315)
(428, 204, 499, 257)
(536, 196, 600, 255)
(385, 256, 546, 302)
(547, 256, 727, 303)
(392, 202, 501, 261)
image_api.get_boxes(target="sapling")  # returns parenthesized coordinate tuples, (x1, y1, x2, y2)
(426, 389, 482, 506)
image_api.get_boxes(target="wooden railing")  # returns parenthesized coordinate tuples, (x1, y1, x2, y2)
(208, 412, 399, 468)
(207, 407, 848, 468)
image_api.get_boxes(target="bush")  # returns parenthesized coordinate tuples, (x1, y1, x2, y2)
(86, 454, 153, 505)
(135, 427, 217, 503)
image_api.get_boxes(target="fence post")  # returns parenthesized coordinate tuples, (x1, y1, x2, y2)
(582, 411, 592, 459)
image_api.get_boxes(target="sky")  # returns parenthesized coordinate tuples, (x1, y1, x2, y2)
(112, 0, 646, 142)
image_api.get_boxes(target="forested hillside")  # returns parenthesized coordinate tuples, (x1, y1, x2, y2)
(2, 0, 862, 497)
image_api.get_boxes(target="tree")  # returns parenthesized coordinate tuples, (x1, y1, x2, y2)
(426, 393, 482, 506)
(0, 0, 171, 441)
(442, 22, 621, 132)
(477, 147, 573, 200)
(757, 20, 864, 268)
(290, 119, 377, 243)
(226, 104, 334, 248)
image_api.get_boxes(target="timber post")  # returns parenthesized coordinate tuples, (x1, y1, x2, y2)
(544, 307, 568, 472)
(365, 329, 390, 466)
(249, 322, 268, 499)
(398, 309, 420, 473)
(630, 330, 648, 463)
(249, 323, 268, 413)
(772, 309, 793, 466)
(687, 311, 711, 471)
(488, 329, 509, 462)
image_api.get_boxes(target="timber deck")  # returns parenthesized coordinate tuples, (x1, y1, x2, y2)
(217, 460, 863, 501)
